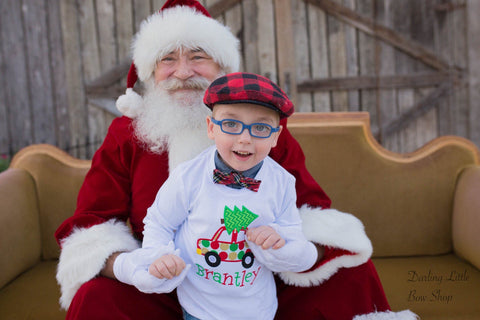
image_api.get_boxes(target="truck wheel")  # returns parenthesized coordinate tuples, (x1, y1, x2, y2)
(205, 251, 221, 267)
(242, 251, 254, 268)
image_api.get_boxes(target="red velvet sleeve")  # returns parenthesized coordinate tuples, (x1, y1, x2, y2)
(54, 117, 135, 245)
(269, 118, 331, 209)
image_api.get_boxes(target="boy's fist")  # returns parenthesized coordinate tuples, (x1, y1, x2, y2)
(246, 225, 285, 250)
(149, 254, 186, 279)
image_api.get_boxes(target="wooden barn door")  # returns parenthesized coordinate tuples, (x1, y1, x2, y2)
(285, 0, 473, 153)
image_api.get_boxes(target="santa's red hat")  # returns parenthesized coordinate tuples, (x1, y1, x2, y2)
(116, 0, 240, 118)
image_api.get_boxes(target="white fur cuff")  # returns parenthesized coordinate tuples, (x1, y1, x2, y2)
(56, 220, 140, 310)
(353, 310, 419, 320)
(278, 206, 373, 287)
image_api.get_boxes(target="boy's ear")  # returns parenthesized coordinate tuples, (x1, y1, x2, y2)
(271, 125, 283, 148)
(206, 116, 215, 140)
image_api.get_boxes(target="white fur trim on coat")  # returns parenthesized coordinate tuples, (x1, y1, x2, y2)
(56, 220, 140, 310)
(353, 310, 419, 320)
(278, 206, 373, 287)
(133, 6, 240, 82)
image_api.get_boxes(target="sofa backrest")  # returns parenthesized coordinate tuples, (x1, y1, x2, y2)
(10, 144, 90, 260)
(288, 112, 479, 257)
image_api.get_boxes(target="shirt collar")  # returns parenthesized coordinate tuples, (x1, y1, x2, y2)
(214, 151, 263, 179)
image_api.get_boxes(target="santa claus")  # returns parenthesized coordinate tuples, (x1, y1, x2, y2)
(54, 0, 416, 319)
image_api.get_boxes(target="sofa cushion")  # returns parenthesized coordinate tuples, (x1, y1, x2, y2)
(0, 260, 66, 319)
(373, 254, 480, 319)
(0, 169, 41, 289)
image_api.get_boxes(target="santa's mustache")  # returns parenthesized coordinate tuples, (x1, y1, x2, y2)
(161, 77, 211, 91)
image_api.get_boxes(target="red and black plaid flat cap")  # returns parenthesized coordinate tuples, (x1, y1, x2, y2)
(204, 72, 294, 118)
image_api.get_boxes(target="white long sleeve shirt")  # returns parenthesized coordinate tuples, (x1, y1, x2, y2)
(143, 146, 317, 320)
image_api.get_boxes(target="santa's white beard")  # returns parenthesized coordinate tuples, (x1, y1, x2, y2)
(133, 79, 214, 171)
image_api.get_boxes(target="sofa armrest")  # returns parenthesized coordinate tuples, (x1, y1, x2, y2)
(10, 144, 90, 260)
(452, 166, 480, 269)
(0, 169, 42, 289)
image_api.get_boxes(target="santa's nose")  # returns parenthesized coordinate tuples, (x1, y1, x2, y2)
(174, 57, 195, 80)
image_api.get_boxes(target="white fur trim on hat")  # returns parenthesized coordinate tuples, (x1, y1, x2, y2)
(116, 88, 144, 118)
(277, 206, 373, 286)
(132, 5, 240, 81)
(353, 310, 419, 320)
(56, 220, 140, 310)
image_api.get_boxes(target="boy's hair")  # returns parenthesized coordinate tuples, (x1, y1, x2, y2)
(203, 72, 294, 119)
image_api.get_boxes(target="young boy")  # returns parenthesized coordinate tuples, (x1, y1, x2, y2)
(128, 73, 318, 319)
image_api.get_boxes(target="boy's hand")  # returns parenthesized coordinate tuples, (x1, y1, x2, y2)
(246, 225, 285, 250)
(149, 254, 186, 279)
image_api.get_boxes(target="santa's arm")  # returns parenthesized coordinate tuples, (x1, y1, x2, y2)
(56, 220, 139, 309)
(54, 118, 140, 310)
(278, 205, 372, 286)
(270, 120, 419, 319)
(270, 119, 372, 285)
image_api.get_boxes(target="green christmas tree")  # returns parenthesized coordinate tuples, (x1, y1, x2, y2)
(223, 205, 258, 234)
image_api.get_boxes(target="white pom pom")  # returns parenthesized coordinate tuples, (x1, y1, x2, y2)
(116, 88, 143, 118)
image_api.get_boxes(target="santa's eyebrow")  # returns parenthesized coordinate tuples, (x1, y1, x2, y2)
(161, 51, 177, 57)
(190, 48, 206, 53)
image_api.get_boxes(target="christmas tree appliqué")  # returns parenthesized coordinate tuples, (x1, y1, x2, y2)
(224, 205, 258, 234)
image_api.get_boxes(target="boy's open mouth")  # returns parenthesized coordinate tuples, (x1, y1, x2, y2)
(234, 151, 252, 157)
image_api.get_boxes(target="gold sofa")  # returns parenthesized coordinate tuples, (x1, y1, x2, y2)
(1, 112, 479, 319)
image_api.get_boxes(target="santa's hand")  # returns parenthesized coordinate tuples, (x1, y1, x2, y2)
(113, 242, 175, 286)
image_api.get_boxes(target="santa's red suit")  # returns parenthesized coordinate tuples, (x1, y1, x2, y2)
(54, 1, 416, 319)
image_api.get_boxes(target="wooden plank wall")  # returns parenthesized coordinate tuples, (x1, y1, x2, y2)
(0, 0, 479, 160)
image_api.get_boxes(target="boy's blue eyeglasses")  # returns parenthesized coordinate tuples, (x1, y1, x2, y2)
(211, 118, 280, 138)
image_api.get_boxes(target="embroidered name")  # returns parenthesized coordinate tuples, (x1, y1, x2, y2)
(195, 264, 261, 287)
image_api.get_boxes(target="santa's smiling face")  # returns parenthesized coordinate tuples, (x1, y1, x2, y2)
(125, 4, 240, 159)
(149, 48, 220, 108)
(154, 48, 222, 88)
(133, 47, 225, 169)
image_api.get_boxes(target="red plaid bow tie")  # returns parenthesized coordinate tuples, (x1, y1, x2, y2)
(213, 169, 261, 192)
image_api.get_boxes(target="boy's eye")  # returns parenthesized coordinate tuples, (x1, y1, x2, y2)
(253, 124, 270, 132)
(223, 121, 239, 128)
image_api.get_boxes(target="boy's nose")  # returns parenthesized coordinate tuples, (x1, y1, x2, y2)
(174, 57, 194, 80)
(237, 127, 253, 142)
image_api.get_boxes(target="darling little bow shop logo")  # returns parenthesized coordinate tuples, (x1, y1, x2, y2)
(406, 269, 470, 304)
